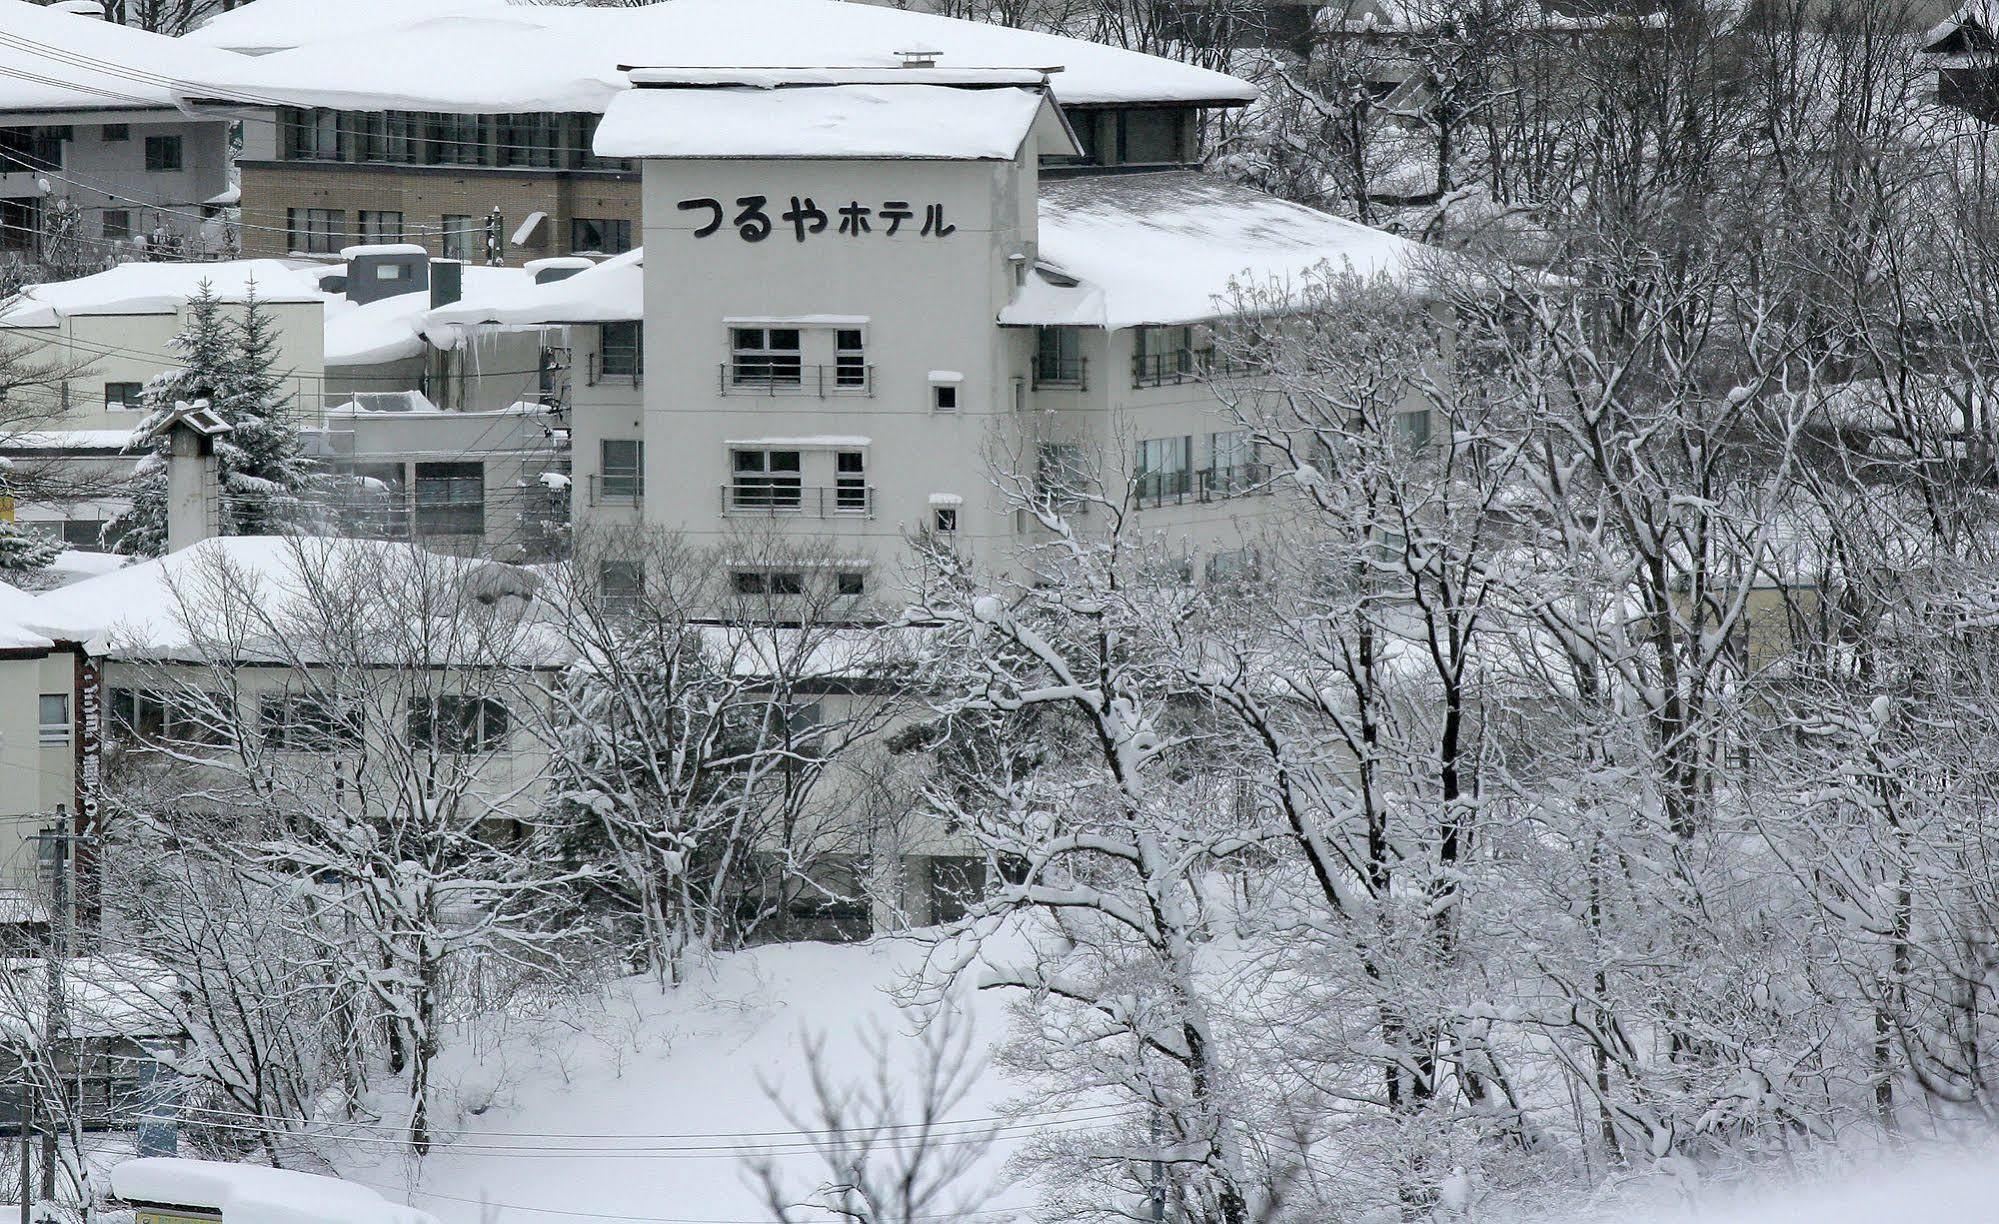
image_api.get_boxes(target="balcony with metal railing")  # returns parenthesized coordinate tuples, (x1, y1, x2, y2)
(1131, 463, 1274, 508)
(587, 473, 643, 507)
(1132, 347, 1265, 388)
(718, 363, 874, 397)
(720, 483, 876, 518)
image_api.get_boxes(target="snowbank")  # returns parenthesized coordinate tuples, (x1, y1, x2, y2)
(112, 1159, 439, 1224)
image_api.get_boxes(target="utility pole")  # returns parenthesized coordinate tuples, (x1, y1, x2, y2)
(1149, 1106, 1167, 1224)
(18, 1084, 29, 1224)
(34, 809, 72, 1217)
(484, 207, 505, 266)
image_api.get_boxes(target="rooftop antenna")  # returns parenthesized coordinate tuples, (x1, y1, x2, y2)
(896, 48, 942, 68)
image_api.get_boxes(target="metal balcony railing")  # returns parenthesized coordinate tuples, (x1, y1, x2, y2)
(588, 473, 644, 507)
(1032, 355, 1087, 389)
(718, 363, 874, 396)
(720, 483, 876, 517)
(1132, 347, 1266, 388)
(1132, 463, 1274, 508)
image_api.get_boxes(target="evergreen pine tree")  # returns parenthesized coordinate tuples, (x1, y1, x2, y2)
(0, 520, 61, 573)
(106, 279, 314, 554)
(214, 284, 311, 536)
(107, 279, 235, 557)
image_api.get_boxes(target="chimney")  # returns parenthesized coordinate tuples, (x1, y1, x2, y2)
(341, 243, 430, 306)
(896, 48, 941, 68)
(430, 258, 464, 308)
(137, 401, 233, 554)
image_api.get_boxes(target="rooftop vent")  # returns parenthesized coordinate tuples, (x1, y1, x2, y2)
(896, 48, 942, 68)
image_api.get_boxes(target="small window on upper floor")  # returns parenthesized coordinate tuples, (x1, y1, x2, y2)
(934, 507, 959, 534)
(102, 209, 130, 240)
(144, 135, 182, 172)
(101, 123, 128, 142)
(39, 694, 69, 746)
(104, 382, 144, 411)
(836, 571, 866, 597)
(600, 321, 642, 378)
(571, 217, 632, 255)
(933, 384, 958, 412)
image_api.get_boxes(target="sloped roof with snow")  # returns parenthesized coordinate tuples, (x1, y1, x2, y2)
(424, 249, 643, 338)
(27, 535, 550, 661)
(0, 580, 54, 653)
(181, 0, 516, 53)
(595, 80, 1074, 161)
(0, 258, 535, 367)
(1003, 171, 1434, 329)
(172, 0, 1257, 113)
(0, 0, 246, 115)
(112, 1159, 440, 1224)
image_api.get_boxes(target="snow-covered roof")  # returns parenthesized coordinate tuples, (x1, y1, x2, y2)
(594, 81, 1076, 161)
(1003, 171, 1435, 329)
(179, 0, 513, 53)
(112, 1159, 440, 1224)
(424, 249, 643, 339)
(0, 580, 55, 652)
(0, 956, 179, 1040)
(0, 258, 536, 367)
(5, 429, 138, 452)
(0, 0, 246, 115)
(27, 535, 549, 661)
(172, 0, 1256, 113)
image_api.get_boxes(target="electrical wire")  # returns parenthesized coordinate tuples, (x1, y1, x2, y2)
(343, 1177, 1027, 1224)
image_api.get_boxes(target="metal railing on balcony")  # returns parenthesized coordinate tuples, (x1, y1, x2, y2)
(587, 473, 644, 507)
(718, 363, 874, 397)
(1132, 347, 1267, 388)
(1032, 355, 1087, 389)
(587, 351, 644, 387)
(1132, 463, 1274, 508)
(721, 483, 876, 517)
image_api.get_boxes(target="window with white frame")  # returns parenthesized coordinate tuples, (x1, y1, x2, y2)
(599, 439, 643, 504)
(731, 449, 802, 509)
(730, 327, 802, 386)
(835, 450, 868, 512)
(834, 328, 866, 389)
(104, 381, 144, 411)
(38, 694, 68, 745)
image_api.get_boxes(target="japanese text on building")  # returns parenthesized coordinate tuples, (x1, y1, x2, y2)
(676, 196, 957, 242)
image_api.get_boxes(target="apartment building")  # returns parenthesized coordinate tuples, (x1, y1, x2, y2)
(0, 0, 237, 260)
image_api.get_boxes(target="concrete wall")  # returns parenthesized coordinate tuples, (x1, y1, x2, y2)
(0, 650, 80, 897)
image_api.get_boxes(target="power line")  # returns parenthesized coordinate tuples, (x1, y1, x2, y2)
(343, 1177, 1025, 1224)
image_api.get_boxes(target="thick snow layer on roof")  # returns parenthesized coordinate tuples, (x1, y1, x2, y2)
(0, 0, 247, 113)
(425, 249, 642, 337)
(113, 1159, 439, 1224)
(27, 536, 548, 660)
(0, 956, 178, 1040)
(1005, 171, 1434, 329)
(0, 259, 320, 327)
(6, 428, 137, 452)
(173, 0, 1255, 112)
(180, 0, 513, 52)
(0, 258, 534, 366)
(595, 82, 1061, 161)
(0, 580, 54, 652)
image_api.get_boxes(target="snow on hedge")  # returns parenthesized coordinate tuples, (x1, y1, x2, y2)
(112, 1159, 439, 1224)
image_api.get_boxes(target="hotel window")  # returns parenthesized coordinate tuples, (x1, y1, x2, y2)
(260, 693, 362, 752)
(101, 123, 128, 142)
(500, 112, 559, 168)
(426, 113, 482, 165)
(732, 571, 805, 596)
(933, 507, 959, 534)
(933, 384, 959, 412)
(1033, 327, 1084, 386)
(38, 694, 69, 746)
(1134, 436, 1192, 506)
(408, 695, 511, 755)
(834, 329, 866, 389)
(1036, 441, 1088, 507)
(599, 321, 641, 378)
(731, 328, 802, 387)
(101, 209, 130, 240)
(1133, 325, 1198, 386)
(835, 450, 868, 512)
(440, 214, 477, 261)
(144, 135, 183, 172)
(599, 439, 643, 504)
(358, 210, 404, 243)
(104, 381, 144, 411)
(570, 217, 631, 255)
(730, 449, 802, 509)
(286, 208, 344, 254)
(598, 559, 642, 616)
(836, 571, 866, 596)
(413, 460, 485, 536)
(1207, 430, 1259, 496)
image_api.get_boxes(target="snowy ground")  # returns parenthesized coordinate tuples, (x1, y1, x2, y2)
(336, 936, 1038, 1224)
